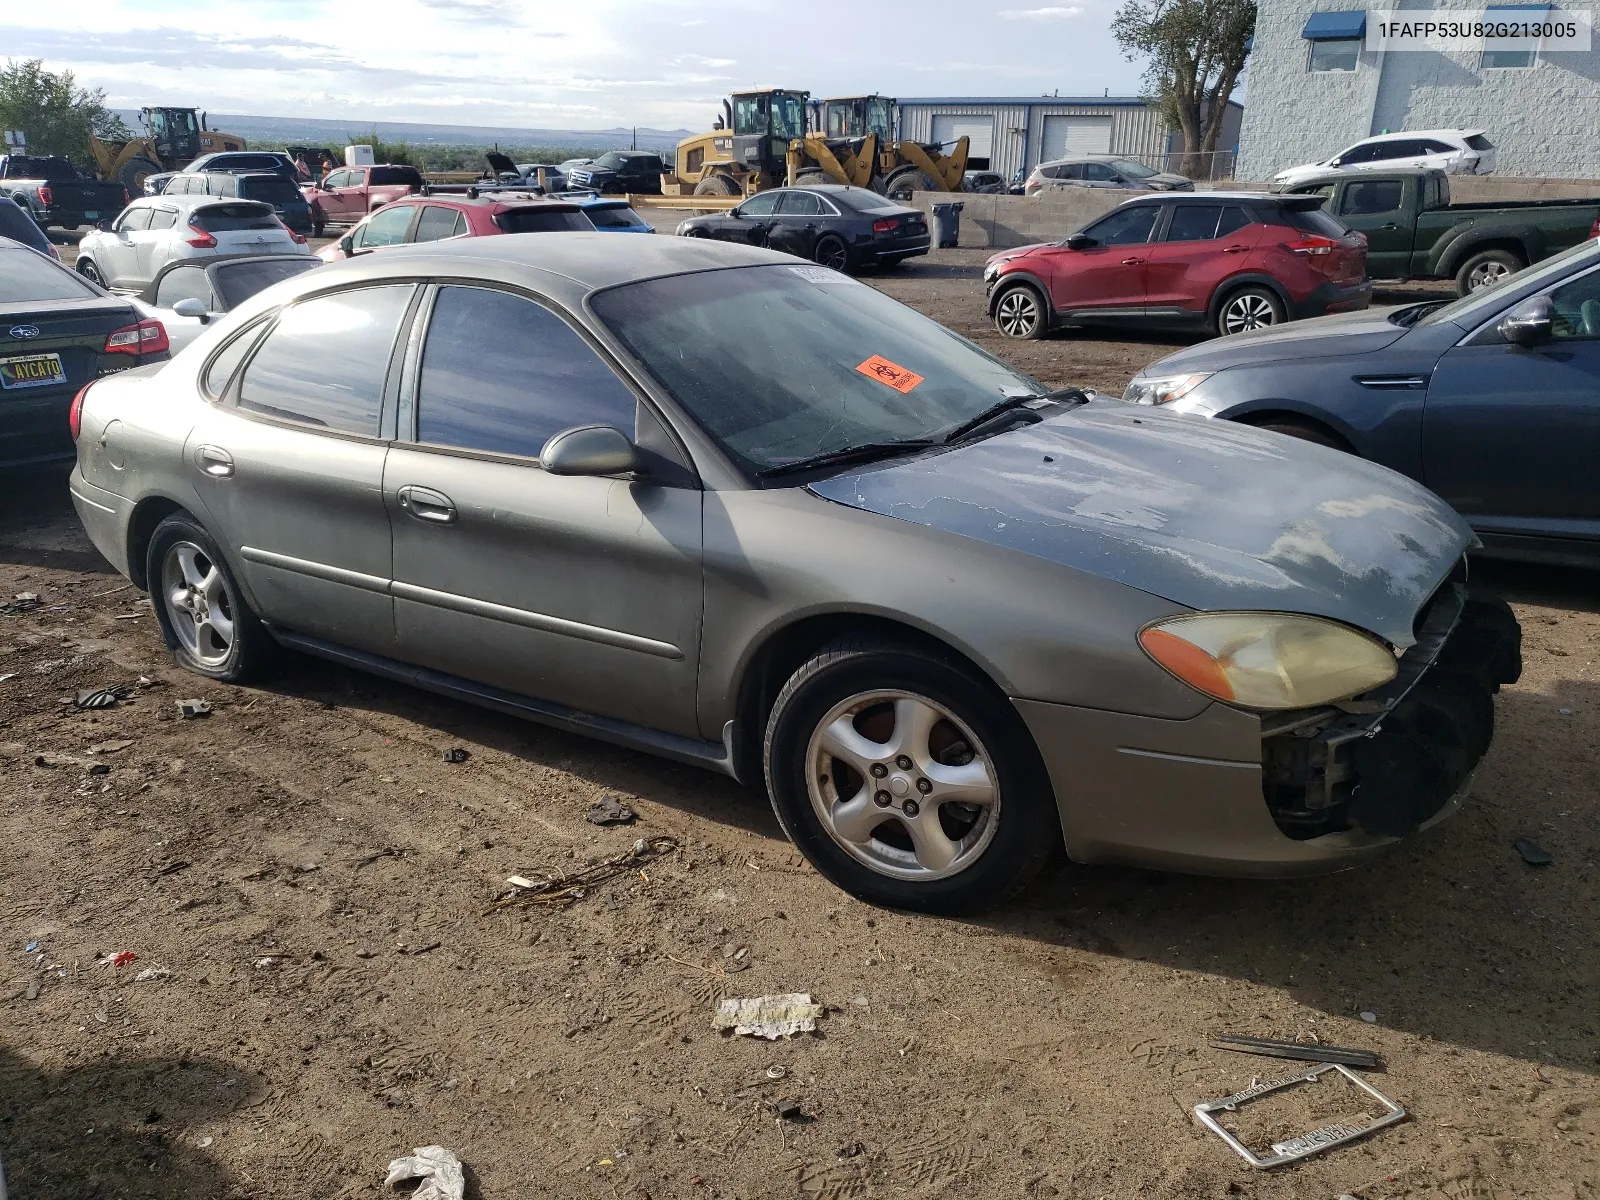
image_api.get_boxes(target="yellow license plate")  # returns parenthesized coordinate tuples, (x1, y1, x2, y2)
(0, 353, 65, 390)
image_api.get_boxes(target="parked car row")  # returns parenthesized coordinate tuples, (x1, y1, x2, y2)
(675, 184, 930, 271)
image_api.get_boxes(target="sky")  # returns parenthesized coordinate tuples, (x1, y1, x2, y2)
(8, 0, 1149, 132)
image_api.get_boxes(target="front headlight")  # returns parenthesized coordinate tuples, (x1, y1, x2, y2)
(1121, 372, 1211, 405)
(1139, 612, 1398, 710)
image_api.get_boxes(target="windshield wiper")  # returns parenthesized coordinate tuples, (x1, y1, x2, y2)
(757, 439, 940, 480)
(941, 387, 1088, 445)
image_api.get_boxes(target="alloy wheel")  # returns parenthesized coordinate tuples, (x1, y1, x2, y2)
(996, 288, 1040, 337)
(805, 689, 1000, 881)
(1467, 260, 1512, 291)
(161, 541, 236, 668)
(815, 237, 849, 271)
(1222, 292, 1278, 334)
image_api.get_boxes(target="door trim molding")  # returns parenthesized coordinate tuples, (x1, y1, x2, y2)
(392, 580, 685, 660)
(240, 545, 390, 593)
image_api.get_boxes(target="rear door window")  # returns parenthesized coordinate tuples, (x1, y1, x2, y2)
(205, 176, 233, 196)
(415, 285, 637, 459)
(1082, 163, 1119, 183)
(779, 191, 824, 216)
(1081, 205, 1158, 245)
(148, 208, 178, 231)
(413, 205, 467, 242)
(237, 285, 414, 435)
(1162, 204, 1222, 242)
(154, 265, 214, 309)
(1216, 206, 1255, 237)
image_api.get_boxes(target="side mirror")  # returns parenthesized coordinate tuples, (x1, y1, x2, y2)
(172, 297, 210, 322)
(97, 219, 113, 232)
(729, 207, 744, 218)
(1065, 234, 1097, 250)
(1497, 294, 1552, 346)
(339, 234, 355, 255)
(539, 424, 640, 476)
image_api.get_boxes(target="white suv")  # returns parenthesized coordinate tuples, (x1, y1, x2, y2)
(1272, 129, 1496, 189)
(74, 195, 311, 293)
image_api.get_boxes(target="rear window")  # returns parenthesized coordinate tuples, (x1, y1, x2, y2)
(0, 246, 97, 302)
(369, 166, 423, 188)
(494, 208, 590, 234)
(0, 198, 52, 253)
(239, 177, 301, 204)
(586, 205, 645, 228)
(835, 188, 901, 212)
(211, 154, 284, 171)
(211, 258, 320, 309)
(193, 203, 279, 231)
(1465, 134, 1494, 151)
(1279, 206, 1350, 238)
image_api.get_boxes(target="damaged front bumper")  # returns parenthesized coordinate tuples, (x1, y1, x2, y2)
(1015, 583, 1522, 877)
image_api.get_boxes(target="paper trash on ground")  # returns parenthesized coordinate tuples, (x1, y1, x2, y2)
(713, 993, 824, 1039)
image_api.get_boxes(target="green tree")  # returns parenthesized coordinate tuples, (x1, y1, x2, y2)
(0, 59, 130, 166)
(1111, 0, 1254, 179)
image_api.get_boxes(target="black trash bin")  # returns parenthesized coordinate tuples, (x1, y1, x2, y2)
(931, 201, 964, 249)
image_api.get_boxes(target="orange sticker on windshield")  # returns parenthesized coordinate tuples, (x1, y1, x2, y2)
(856, 355, 924, 394)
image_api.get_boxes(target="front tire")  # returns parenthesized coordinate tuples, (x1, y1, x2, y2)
(1455, 248, 1523, 295)
(993, 282, 1047, 339)
(311, 206, 327, 238)
(76, 258, 106, 288)
(884, 168, 938, 202)
(147, 513, 275, 683)
(1216, 285, 1285, 336)
(693, 173, 740, 197)
(763, 637, 1058, 915)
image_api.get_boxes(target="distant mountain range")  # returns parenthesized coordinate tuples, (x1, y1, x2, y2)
(112, 111, 692, 152)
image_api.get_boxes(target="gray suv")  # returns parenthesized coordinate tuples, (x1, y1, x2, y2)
(1025, 155, 1193, 196)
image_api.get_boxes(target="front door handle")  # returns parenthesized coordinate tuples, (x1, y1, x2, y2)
(396, 485, 457, 524)
(1380, 222, 1399, 229)
(195, 445, 234, 478)
(1222, 245, 1249, 253)
(1121, 257, 1145, 265)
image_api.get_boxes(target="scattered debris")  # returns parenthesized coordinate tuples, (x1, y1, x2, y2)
(25, 979, 40, 1000)
(133, 967, 171, 983)
(1515, 837, 1554, 866)
(254, 956, 283, 969)
(75, 684, 132, 710)
(774, 1098, 806, 1122)
(176, 699, 212, 719)
(155, 860, 191, 877)
(1559, 707, 1574, 715)
(713, 994, 824, 1040)
(385, 1145, 466, 1200)
(197, 1136, 214, 1149)
(88, 763, 110, 776)
(0, 672, 16, 683)
(1193, 1062, 1406, 1169)
(103, 951, 137, 968)
(441, 747, 470, 763)
(1359, 1011, 1378, 1023)
(88, 738, 136, 755)
(766, 1064, 788, 1080)
(410, 941, 442, 956)
(488, 837, 678, 912)
(586, 795, 637, 826)
(1, 592, 40, 615)
(837, 1142, 866, 1159)
(24, 942, 37, 953)
(1213, 1035, 1382, 1071)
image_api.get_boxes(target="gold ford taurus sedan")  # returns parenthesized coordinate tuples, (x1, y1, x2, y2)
(67, 234, 1521, 914)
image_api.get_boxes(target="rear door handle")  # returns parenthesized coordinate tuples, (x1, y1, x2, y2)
(1121, 257, 1145, 265)
(396, 485, 457, 524)
(194, 445, 234, 478)
(1380, 222, 1399, 229)
(1222, 245, 1249, 253)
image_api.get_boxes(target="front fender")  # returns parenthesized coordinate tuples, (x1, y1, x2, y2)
(986, 269, 1053, 320)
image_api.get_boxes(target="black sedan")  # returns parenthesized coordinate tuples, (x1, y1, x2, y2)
(676, 185, 929, 272)
(0, 236, 168, 469)
(1122, 238, 1600, 566)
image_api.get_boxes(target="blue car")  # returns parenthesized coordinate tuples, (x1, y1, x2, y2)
(1122, 237, 1600, 567)
(577, 196, 653, 233)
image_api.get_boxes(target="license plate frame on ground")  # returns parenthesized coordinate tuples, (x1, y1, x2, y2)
(1193, 1061, 1407, 1169)
(0, 352, 66, 391)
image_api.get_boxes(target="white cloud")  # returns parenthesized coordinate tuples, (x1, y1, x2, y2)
(1000, 5, 1084, 17)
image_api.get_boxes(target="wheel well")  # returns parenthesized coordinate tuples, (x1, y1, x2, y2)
(1233, 411, 1355, 453)
(1210, 277, 1290, 321)
(730, 613, 1000, 785)
(1453, 238, 1527, 273)
(989, 276, 1047, 317)
(125, 497, 186, 591)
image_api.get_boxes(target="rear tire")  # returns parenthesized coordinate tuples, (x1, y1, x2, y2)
(885, 168, 938, 202)
(117, 156, 162, 196)
(793, 168, 830, 186)
(1215, 285, 1285, 336)
(993, 282, 1047, 339)
(763, 637, 1058, 914)
(147, 513, 276, 684)
(1455, 248, 1523, 295)
(813, 233, 850, 272)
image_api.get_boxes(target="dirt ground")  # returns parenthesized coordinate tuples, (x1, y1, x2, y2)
(2, 245, 1595, 1200)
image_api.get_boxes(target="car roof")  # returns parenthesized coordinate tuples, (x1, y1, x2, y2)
(1354, 129, 1482, 144)
(1286, 166, 1446, 186)
(140, 194, 276, 213)
(1117, 190, 1274, 205)
(385, 194, 584, 212)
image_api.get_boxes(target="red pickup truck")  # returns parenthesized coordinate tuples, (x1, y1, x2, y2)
(301, 164, 425, 236)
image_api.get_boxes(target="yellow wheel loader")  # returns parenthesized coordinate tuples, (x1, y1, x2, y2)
(89, 107, 247, 194)
(661, 88, 810, 198)
(798, 95, 968, 199)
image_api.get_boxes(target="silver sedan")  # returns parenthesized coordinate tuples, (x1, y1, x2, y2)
(67, 234, 1520, 913)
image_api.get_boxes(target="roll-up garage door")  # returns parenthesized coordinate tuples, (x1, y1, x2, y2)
(1040, 115, 1112, 160)
(931, 115, 994, 169)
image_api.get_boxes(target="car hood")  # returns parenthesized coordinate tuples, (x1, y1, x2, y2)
(1134, 306, 1411, 375)
(485, 152, 517, 176)
(807, 401, 1471, 647)
(1145, 172, 1193, 188)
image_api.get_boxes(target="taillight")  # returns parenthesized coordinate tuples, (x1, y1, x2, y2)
(185, 216, 218, 248)
(289, 229, 307, 244)
(123, 187, 131, 205)
(37, 185, 53, 206)
(1589, 215, 1600, 240)
(1285, 235, 1339, 256)
(105, 319, 169, 357)
(69, 384, 90, 441)
(872, 217, 899, 234)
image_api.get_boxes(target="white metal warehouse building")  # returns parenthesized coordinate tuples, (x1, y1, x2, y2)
(895, 96, 1244, 179)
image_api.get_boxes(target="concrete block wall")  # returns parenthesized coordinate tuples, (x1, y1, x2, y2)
(908, 190, 1135, 249)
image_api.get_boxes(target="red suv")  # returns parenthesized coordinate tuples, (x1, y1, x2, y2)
(319, 194, 591, 261)
(985, 194, 1370, 339)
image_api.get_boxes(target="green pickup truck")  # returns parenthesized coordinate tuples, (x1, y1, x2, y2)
(1284, 168, 1600, 295)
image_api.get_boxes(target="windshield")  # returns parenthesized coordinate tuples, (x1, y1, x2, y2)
(1112, 159, 1159, 179)
(240, 176, 301, 203)
(212, 258, 318, 309)
(0, 246, 96, 302)
(866, 98, 895, 139)
(771, 92, 806, 140)
(1420, 239, 1600, 327)
(592, 264, 1047, 476)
